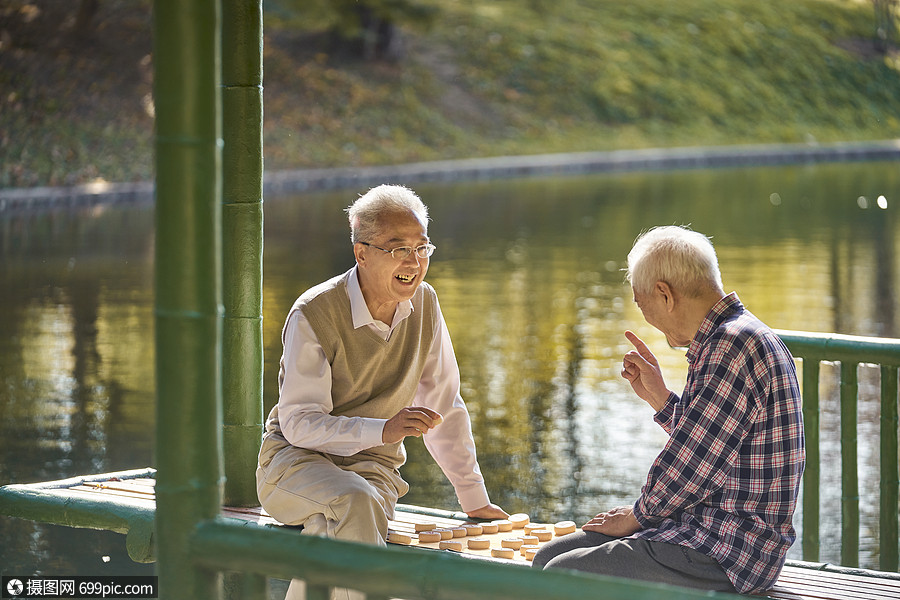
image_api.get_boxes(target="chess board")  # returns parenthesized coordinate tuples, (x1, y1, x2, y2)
(387, 510, 576, 563)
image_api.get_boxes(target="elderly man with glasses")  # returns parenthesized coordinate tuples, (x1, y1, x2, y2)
(257, 184, 507, 600)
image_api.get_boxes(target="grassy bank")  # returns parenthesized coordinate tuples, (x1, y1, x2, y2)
(1, 0, 899, 188)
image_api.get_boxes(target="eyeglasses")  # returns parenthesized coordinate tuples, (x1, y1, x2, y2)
(359, 241, 436, 260)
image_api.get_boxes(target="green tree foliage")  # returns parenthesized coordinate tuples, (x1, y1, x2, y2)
(268, 0, 437, 61)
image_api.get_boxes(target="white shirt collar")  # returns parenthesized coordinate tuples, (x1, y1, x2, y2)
(347, 265, 414, 332)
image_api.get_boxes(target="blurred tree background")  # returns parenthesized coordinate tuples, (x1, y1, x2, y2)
(269, 0, 439, 61)
(0, 0, 898, 188)
(875, 0, 899, 51)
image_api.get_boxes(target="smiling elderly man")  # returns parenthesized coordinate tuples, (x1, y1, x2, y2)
(533, 225, 805, 595)
(256, 184, 506, 600)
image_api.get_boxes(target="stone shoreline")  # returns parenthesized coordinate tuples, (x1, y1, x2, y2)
(2, 139, 898, 212)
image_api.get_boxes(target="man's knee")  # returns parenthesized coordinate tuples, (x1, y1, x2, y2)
(540, 538, 632, 577)
(333, 483, 389, 521)
(533, 530, 617, 571)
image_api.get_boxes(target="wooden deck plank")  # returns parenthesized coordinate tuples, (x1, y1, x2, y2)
(776, 574, 900, 594)
(764, 575, 899, 600)
(759, 565, 900, 600)
(71, 484, 156, 501)
(770, 580, 900, 599)
(221, 506, 282, 527)
(778, 567, 900, 591)
(83, 481, 155, 494)
(50, 486, 155, 508)
(781, 564, 900, 582)
(765, 585, 889, 600)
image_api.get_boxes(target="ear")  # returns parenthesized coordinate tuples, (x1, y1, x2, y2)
(353, 242, 366, 266)
(656, 281, 677, 312)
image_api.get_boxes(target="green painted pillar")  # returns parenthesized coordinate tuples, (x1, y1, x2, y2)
(221, 0, 265, 509)
(153, 0, 223, 598)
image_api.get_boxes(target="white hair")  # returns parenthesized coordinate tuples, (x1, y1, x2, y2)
(626, 225, 723, 298)
(345, 184, 429, 244)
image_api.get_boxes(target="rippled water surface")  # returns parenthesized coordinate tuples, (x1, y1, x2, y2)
(1, 162, 898, 578)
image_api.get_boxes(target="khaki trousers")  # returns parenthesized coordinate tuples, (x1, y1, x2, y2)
(256, 444, 409, 600)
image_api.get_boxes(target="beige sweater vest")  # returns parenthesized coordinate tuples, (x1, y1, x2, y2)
(262, 269, 438, 470)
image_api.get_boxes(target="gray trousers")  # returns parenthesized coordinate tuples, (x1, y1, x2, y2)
(532, 530, 735, 593)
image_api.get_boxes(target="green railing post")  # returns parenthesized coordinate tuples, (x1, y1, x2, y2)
(153, 0, 223, 598)
(222, 572, 268, 600)
(801, 360, 820, 562)
(840, 361, 859, 567)
(307, 585, 330, 600)
(221, 0, 264, 509)
(882, 365, 899, 571)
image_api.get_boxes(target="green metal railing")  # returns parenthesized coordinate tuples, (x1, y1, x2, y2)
(776, 330, 900, 571)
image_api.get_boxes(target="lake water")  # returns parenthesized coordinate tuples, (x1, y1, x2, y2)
(1, 161, 898, 581)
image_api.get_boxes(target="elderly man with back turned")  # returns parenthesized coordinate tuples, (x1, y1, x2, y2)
(257, 184, 507, 600)
(533, 225, 805, 595)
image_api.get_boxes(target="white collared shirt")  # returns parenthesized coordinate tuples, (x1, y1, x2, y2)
(276, 266, 490, 512)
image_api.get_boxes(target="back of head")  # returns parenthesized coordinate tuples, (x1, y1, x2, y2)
(626, 225, 723, 298)
(346, 184, 429, 243)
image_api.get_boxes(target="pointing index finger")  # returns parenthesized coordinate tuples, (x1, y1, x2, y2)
(624, 330, 659, 366)
(624, 329, 645, 349)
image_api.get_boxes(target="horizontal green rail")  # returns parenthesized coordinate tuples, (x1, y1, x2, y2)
(776, 330, 900, 365)
(775, 330, 900, 572)
(0, 468, 156, 562)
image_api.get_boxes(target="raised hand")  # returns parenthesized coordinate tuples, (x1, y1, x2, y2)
(621, 330, 671, 412)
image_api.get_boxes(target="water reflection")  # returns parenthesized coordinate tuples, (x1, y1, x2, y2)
(1, 162, 898, 577)
(0, 204, 156, 577)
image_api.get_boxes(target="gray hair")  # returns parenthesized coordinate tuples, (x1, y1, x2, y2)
(626, 225, 723, 298)
(346, 184, 429, 244)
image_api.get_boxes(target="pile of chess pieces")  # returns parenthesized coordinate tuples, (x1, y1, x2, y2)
(387, 512, 577, 562)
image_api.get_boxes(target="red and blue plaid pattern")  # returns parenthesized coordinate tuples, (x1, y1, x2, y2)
(632, 293, 805, 594)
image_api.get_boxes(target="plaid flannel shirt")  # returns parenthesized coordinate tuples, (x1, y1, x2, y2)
(632, 293, 805, 594)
